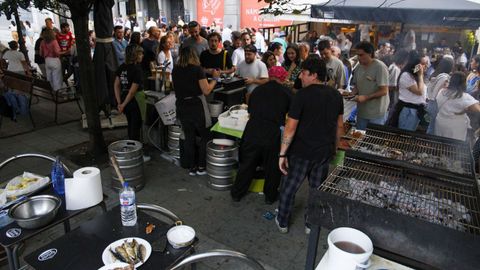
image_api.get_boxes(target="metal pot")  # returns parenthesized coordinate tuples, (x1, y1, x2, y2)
(8, 195, 61, 229)
(208, 100, 224, 118)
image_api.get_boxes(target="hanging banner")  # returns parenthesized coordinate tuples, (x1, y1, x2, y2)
(241, 1, 293, 29)
(197, 0, 224, 27)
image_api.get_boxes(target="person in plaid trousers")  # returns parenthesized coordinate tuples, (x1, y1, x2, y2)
(276, 55, 344, 233)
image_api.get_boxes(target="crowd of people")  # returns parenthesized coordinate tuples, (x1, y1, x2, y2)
(3, 17, 480, 233)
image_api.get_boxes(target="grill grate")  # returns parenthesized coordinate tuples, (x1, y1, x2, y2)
(351, 128, 473, 177)
(319, 157, 480, 235)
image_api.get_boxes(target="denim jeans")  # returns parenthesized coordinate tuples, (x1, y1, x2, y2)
(356, 114, 386, 130)
(398, 107, 420, 131)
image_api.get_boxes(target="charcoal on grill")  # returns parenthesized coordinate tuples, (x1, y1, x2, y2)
(338, 177, 471, 231)
(356, 145, 467, 175)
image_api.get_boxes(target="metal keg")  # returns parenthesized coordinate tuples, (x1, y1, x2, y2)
(208, 100, 224, 118)
(206, 140, 238, 191)
(167, 125, 181, 158)
(108, 140, 144, 191)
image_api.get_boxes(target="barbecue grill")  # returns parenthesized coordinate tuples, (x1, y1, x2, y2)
(351, 124, 476, 181)
(305, 150, 480, 270)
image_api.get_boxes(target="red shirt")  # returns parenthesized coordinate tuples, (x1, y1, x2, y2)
(56, 31, 75, 53)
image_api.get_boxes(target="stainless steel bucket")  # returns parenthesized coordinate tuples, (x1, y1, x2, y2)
(208, 100, 224, 118)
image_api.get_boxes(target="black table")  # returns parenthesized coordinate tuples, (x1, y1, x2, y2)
(0, 188, 107, 270)
(24, 206, 195, 270)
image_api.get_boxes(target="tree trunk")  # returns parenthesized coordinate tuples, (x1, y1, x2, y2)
(12, 4, 29, 63)
(69, 8, 106, 157)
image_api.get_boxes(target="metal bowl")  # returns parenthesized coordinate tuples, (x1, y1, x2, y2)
(8, 195, 62, 229)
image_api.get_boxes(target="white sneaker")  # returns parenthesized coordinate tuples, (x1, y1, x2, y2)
(305, 226, 311, 235)
(143, 155, 151, 162)
(275, 217, 288, 234)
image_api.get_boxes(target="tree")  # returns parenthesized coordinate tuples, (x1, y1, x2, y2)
(0, 0, 31, 62)
(32, 0, 107, 157)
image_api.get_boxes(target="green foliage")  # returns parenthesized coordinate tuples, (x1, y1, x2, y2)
(0, 0, 31, 20)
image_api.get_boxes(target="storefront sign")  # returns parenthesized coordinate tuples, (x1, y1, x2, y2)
(197, 0, 224, 27)
(241, 1, 293, 29)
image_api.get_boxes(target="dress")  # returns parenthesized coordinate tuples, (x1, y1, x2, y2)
(434, 90, 478, 141)
(281, 62, 301, 83)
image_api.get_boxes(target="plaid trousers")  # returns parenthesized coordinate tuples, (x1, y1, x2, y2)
(277, 155, 330, 227)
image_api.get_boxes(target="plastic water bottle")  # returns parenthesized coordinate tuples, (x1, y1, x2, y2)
(51, 157, 65, 195)
(119, 183, 137, 226)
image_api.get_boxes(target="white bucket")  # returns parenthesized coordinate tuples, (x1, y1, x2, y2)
(324, 227, 373, 270)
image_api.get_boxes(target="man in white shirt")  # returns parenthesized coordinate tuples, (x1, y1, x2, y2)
(317, 40, 346, 89)
(231, 32, 251, 67)
(221, 25, 232, 42)
(3, 41, 30, 75)
(253, 28, 266, 53)
(145, 17, 157, 31)
(235, 45, 269, 100)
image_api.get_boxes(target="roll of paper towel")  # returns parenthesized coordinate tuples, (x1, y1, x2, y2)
(65, 167, 103, 210)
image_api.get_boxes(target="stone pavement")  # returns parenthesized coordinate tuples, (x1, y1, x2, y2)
(0, 113, 330, 269)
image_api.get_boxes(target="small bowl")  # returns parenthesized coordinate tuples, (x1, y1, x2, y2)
(167, 224, 195, 249)
(8, 195, 62, 230)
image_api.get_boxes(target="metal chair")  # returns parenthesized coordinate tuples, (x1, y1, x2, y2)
(136, 203, 181, 224)
(0, 153, 73, 177)
(169, 249, 265, 270)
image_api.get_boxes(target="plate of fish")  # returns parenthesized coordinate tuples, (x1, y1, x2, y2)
(102, 238, 151, 268)
(98, 262, 134, 270)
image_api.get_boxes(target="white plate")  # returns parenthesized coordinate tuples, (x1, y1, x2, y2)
(102, 238, 151, 268)
(212, 139, 235, 146)
(98, 262, 132, 270)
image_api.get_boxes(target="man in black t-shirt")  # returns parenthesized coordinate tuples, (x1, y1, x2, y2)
(141, 26, 160, 89)
(275, 55, 344, 234)
(200, 32, 234, 76)
(231, 66, 292, 204)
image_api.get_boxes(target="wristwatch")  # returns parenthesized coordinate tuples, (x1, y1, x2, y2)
(279, 154, 287, 158)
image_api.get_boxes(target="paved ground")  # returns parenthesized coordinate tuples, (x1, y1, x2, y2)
(0, 99, 330, 270)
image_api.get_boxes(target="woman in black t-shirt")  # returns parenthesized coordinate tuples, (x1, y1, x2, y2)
(114, 45, 144, 141)
(172, 46, 219, 176)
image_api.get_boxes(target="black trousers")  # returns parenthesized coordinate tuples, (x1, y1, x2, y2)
(231, 140, 281, 202)
(123, 98, 142, 141)
(181, 118, 210, 169)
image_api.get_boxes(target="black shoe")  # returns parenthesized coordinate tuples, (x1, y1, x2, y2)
(188, 168, 197, 176)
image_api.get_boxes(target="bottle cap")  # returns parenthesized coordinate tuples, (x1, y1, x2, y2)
(123, 182, 129, 188)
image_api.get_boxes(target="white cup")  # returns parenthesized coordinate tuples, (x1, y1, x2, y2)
(325, 227, 373, 270)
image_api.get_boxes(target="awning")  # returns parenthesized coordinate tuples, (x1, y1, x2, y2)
(310, 1, 480, 28)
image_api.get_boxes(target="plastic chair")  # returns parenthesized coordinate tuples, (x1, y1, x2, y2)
(169, 249, 265, 270)
(136, 203, 181, 224)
